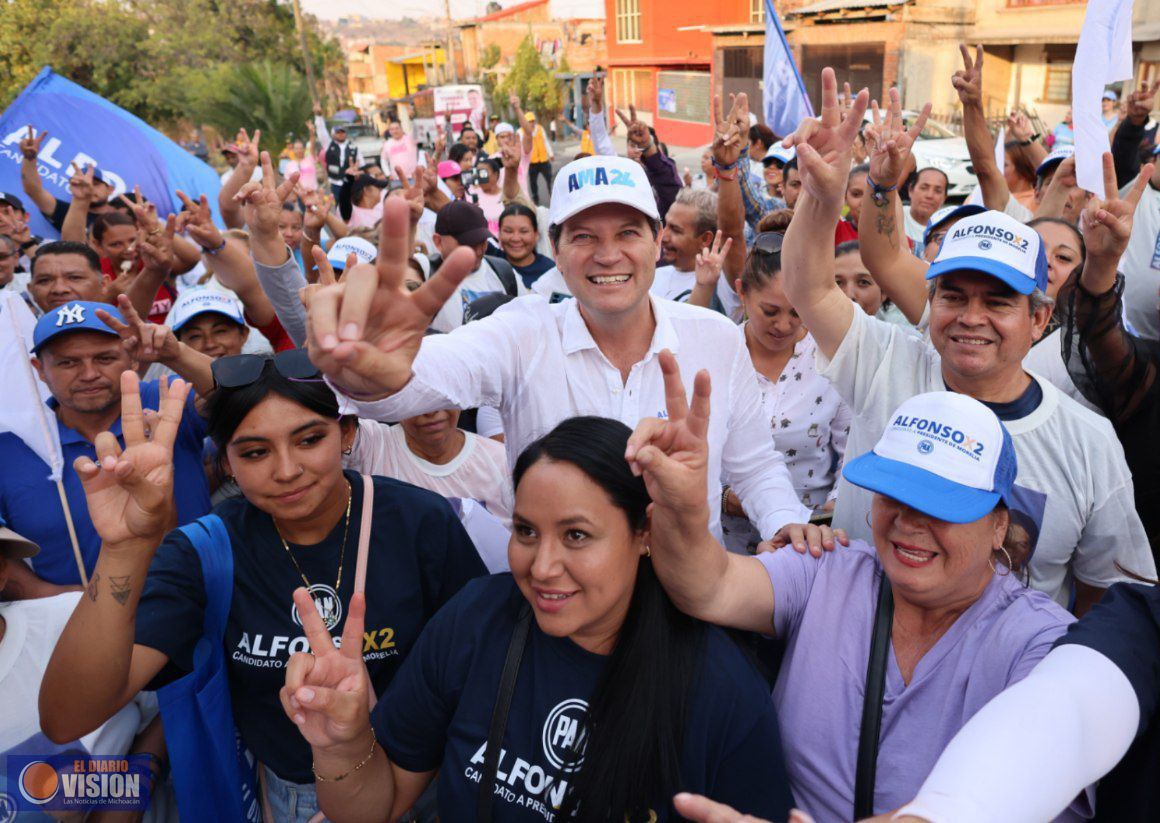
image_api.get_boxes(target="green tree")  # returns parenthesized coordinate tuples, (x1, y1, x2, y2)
(498, 36, 561, 120)
(193, 62, 313, 158)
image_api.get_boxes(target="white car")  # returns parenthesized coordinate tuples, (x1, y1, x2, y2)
(864, 111, 977, 200)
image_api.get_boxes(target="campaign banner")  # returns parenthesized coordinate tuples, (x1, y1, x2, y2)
(0, 66, 223, 239)
(6, 754, 153, 813)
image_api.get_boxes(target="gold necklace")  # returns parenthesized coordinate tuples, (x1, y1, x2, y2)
(276, 480, 352, 592)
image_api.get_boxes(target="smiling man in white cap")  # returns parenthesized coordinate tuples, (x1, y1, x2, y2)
(302, 156, 821, 547)
(780, 72, 1153, 614)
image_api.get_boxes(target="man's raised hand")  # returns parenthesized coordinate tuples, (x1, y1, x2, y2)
(235, 151, 299, 240)
(18, 126, 46, 161)
(951, 44, 984, 108)
(864, 87, 931, 189)
(303, 196, 475, 398)
(783, 68, 869, 210)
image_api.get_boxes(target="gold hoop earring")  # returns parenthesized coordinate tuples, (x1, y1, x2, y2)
(989, 546, 1014, 576)
(644, 544, 651, 558)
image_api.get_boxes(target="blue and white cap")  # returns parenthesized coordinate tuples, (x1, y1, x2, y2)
(327, 236, 378, 272)
(168, 288, 246, 333)
(549, 156, 659, 228)
(32, 301, 123, 354)
(843, 392, 1017, 523)
(926, 210, 1048, 295)
(1035, 144, 1074, 178)
(922, 203, 986, 248)
(762, 144, 796, 166)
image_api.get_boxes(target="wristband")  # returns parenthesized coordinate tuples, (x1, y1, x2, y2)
(714, 167, 738, 182)
(712, 157, 740, 172)
(865, 173, 897, 194)
(201, 238, 227, 255)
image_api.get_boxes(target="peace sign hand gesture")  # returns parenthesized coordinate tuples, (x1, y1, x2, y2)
(625, 350, 712, 522)
(18, 126, 46, 162)
(952, 44, 984, 109)
(235, 128, 261, 171)
(68, 164, 98, 203)
(616, 105, 652, 153)
(784, 68, 869, 210)
(694, 231, 733, 289)
(864, 87, 931, 189)
(1083, 153, 1154, 266)
(304, 196, 476, 398)
(235, 151, 300, 240)
(281, 588, 374, 751)
(710, 94, 747, 168)
(98, 294, 180, 365)
(73, 372, 189, 551)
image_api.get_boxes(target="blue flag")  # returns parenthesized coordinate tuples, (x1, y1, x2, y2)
(763, 0, 814, 138)
(0, 66, 222, 239)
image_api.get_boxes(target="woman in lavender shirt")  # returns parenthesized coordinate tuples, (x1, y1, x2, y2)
(624, 361, 1092, 822)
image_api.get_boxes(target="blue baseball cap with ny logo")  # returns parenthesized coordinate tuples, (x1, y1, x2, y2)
(32, 301, 124, 355)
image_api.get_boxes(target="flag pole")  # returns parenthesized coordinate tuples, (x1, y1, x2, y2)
(4, 296, 87, 587)
(55, 479, 87, 587)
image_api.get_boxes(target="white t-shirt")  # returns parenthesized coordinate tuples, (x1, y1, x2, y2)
(722, 332, 853, 553)
(528, 266, 572, 303)
(1022, 328, 1101, 415)
(1003, 196, 1035, 224)
(903, 206, 926, 247)
(1120, 183, 1160, 342)
(341, 295, 811, 539)
(0, 592, 160, 768)
(347, 419, 512, 517)
(820, 306, 1154, 605)
(431, 257, 528, 332)
(475, 405, 505, 439)
(649, 264, 743, 321)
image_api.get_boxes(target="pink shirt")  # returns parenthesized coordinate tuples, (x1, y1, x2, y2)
(380, 136, 419, 180)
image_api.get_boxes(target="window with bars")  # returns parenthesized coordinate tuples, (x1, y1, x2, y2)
(615, 0, 641, 43)
(750, 0, 766, 24)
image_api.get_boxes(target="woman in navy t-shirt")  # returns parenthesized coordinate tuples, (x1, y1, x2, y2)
(282, 416, 792, 821)
(40, 352, 487, 821)
(495, 203, 555, 288)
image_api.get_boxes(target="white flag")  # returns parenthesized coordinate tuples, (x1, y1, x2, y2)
(0, 292, 64, 481)
(1072, 0, 1134, 195)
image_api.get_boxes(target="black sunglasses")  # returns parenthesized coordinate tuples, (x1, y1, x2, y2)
(211, 348, 320, 389)
(752, 231, 785, 256)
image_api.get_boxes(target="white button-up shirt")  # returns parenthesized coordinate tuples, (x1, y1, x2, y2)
(339, 295, 810, 538)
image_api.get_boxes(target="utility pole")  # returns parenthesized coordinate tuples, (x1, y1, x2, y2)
(290, 0, 323, 110)
(443, 0, 460, 84)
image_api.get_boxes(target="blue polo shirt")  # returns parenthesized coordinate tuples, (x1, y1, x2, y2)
(0, 380, 210, 586)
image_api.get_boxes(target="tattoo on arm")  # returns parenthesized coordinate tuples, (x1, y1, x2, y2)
(875, 203, 899, 251)
(109, 575, 133, 606)
(86, 572, 100, 602)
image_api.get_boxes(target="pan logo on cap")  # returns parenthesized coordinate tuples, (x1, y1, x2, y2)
(978, 239, 992, 251)
(917, 440, 933, 455)
(566, 166, 636, 193)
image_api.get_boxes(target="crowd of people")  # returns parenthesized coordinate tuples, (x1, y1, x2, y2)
(1, 44, 1159, 823)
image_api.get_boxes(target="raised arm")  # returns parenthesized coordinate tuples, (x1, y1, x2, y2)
(18, 128, 58, 217)
(1068, 156, 1157, 423)
(712, 95, 750, 285)
(858, 90, 933, 324)
(586, 77, 616, 157)
(218, 129, 261, 230)
(1006, 110, 1047, 174)
(626, 352, 777, 634)
(60, 164, 96, 244)
(780, 68, 868, 359)
(1111, 82, 1159, 187)
(40, 373, 185, 743)
(953, 45, 1010, 212)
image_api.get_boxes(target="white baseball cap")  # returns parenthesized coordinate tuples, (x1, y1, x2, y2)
(843, 391, 1017, 523)
(549, 155, 660, 228)
(1035, 144, 1074, 177)
(494, 122, 515, 136)
(327, 236, 378, 272)
(762, 144, 795, 166)
(926, 210, 1048, 295)
(168, 289, 246, 334)
(922, 203, 986, 248)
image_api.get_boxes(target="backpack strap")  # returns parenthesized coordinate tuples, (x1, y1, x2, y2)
(485, 255, 519, 297)
(177, 514, 233, 641)
(853, 573, 894, 819)
(353, 475, 374, 596)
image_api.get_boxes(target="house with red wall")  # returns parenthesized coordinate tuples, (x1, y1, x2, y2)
(603, 0, 756, 147)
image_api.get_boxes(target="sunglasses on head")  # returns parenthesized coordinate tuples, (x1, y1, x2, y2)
(211, 348, 321, 389)
(752, 231, 785, 256)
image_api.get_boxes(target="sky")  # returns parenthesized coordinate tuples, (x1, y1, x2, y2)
(300, 0, 488, 21)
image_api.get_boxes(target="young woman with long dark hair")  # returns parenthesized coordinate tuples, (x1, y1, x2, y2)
(281, 415, 792, 821)
(40, 353, 486, 821)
